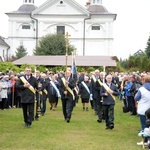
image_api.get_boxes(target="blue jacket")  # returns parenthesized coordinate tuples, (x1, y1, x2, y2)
(124, 81, 133, 97)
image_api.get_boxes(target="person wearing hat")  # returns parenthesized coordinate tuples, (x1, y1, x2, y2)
(3, 75, 12, 108)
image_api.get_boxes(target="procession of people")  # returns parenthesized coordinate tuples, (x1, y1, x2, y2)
(0, 67, 150, 142)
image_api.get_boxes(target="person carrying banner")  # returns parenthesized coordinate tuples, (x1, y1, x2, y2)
(100, 74, 119, 130)
(16, 67, 38, 128)
(59, 70, 76, 123)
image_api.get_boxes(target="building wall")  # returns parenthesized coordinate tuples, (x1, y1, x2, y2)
(6, 1, 115, 57)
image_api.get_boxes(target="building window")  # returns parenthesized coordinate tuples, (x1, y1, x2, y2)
(91, 26, 100, 30)
(25, 0, 27, 2)
(57, 26, 65, 34)
(29, 0, 31, 3)
(22, 25, 31, 29)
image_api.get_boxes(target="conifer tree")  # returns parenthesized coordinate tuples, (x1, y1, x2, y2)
(145, 35, 150, 58)
(15, 45, 28, 59)
(34, 34, 74, 55)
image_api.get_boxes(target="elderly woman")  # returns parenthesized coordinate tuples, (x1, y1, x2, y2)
(0, 76, 8, 110)
(135, 75, 150, 146)
(79, 75, 91, 111)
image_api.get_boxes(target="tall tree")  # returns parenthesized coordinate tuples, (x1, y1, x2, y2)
(145, 35, 150, 58)
(141, 55, 149, 71)
(34, 34, 75, 55)
(128, 55, 135, 68)
(15, 45, 28, 59)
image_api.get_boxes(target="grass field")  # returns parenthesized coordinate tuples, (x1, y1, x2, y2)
(0, 99, 144, 150)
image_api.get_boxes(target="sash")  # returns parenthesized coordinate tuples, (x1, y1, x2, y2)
(20, 76, 35, 94)
(81, 81, 93, 100)
(61, 77, 75, 100)
(103, 83, 116, 101)
(50, 81, 61, 98)
(81, 81, 90, 94)
(98, 79, 103, 86)
(43, 89, 48, 95)
(91, 75, 96, 82)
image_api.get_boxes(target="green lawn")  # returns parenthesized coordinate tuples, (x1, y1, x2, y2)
(0, 99, 143, 150)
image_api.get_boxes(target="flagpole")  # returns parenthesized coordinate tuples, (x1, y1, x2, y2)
(65, 32, 71, 73)
(72, 51, 73, 78)
(34, 66, 37, 77)
(103, 66, 106, 83)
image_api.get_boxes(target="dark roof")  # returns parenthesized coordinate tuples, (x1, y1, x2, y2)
(87, 5, 115, 15)
(6, 4, 37, 14)
(0, 37, 10, 48)
(13, 55, 117, 67)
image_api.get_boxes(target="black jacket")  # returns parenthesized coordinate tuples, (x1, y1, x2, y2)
(16, 75, 38, 103)
(79, 81, 91, 99)
(59, 77, 75, 100)
(100, 83, 119, 105)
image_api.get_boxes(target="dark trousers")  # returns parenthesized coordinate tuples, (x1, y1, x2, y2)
(22, 103, 34, 125)
(0, 98, 7, 110)
(130, 96, 137, 115)
(61, 98, 73, 120)
(103, 105, 114, 127)
(41, 99, 47, 114)
(97, 101, 103, 121)
(93, 98, 98, 114)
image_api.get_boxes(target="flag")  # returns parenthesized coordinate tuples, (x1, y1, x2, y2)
(71, 57, 77, 82)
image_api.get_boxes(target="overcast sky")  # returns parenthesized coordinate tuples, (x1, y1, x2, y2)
(0, 0, 150, 59)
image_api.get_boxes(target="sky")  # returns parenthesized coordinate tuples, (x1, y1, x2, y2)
(0, 0, 150, 59)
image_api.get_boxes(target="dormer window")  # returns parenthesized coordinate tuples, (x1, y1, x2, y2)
(60, 1, 63, 4)
(92, 26, 100, 30)
(91, 0, 102, 4)
(24, 0, 34, 4)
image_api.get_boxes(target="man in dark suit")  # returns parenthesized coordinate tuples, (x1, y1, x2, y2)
(40, 73, 49, 116)
(16, 67, 38, 128)
(90, 69, 101, 115)
(100, 74, 119, 130)
(96, 71, 106, 123)
(34, 70, 44, 120)
(59, 70, 76, 123)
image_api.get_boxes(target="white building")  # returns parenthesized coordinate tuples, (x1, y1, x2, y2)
(0, 36, 10, 61)
(5, 0, 116, 58)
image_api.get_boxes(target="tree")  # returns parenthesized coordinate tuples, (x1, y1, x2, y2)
(15, 45, 28, 59)
(128, 55, 135, 68)
(141, 55, 149, 71)
(145, 35, 150, 58)
(34, 34, 75, 55)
